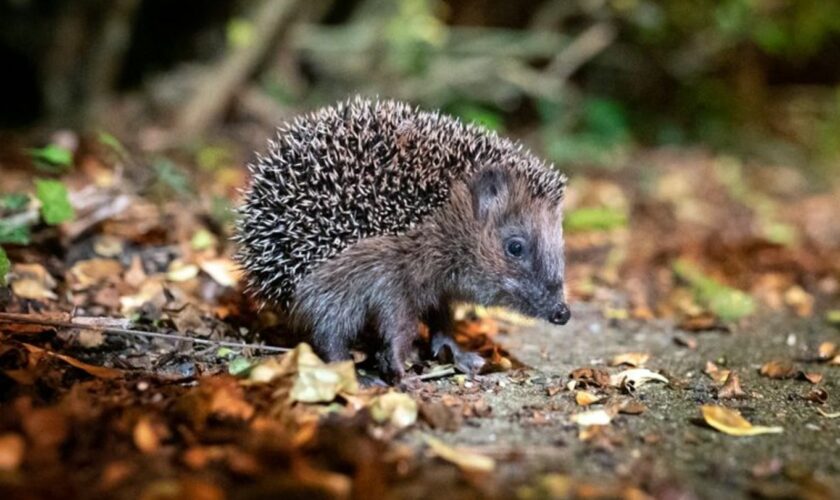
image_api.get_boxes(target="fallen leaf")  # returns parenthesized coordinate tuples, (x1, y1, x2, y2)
(419, 401, 462, 431)
(609, 352, 650, 367)
(674, 335, 698, 349)
(570, 409, 613, 427)
(166, 260, 199, 282)
(248, 344, 358, 403)
(199, 258, 240, 288)
(799, 372, 823, 385)
(700, 405, 783, 436)
(424, 435, 495, 473)
(759, 360, 797, 379)
(22, 343, 122, 379)
(93, 235, 124, 257)
(817, 342, 836, 361)
(704, 361, 731, 384)
(803, 388, 828, 405)
(718, 371, 747, 400)
(68, 258, 123, 289)
(610, 368, 668, 389)
(783, 286, 813, 317)
(575, 391, 602, 406)
(369, 392, 418, 429)
(569, 367, 611, 388)
(10, 263, 57, 301)
(609, 398, 647, 415)
(0, 433, 25, 471)
(133, 417, 161, 454)
(678, 313, 724, 332)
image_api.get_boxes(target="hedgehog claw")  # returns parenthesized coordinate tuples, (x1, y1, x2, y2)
(432, 336, 485, 374)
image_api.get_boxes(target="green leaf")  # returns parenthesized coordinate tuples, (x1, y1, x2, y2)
(227, 18, 255, 49)
(0, 220, 31, 245)
(98, 131, 128, 158)
(228, 356, 254, 376)
(0, 193, 30, 213)
(29, 144, 73, 170)
(35, 179, 75, 225)
(673, 259, 756, 321)
(0, 246, 9, 286)
(565, 207, 628, 232)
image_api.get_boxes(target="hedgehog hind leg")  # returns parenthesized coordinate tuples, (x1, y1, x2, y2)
(374, 307, 420, 384)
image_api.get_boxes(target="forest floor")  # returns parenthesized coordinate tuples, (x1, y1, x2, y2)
(0, 136, 839, 499)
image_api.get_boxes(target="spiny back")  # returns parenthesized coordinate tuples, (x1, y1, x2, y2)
(235, 97, 567, 308)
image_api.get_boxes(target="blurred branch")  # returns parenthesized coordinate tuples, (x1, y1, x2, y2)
(172, 0, 303, 141)
(85, 0, 141, 123)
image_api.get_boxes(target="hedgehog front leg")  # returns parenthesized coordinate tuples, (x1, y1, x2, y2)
(426, 303, 486, 375)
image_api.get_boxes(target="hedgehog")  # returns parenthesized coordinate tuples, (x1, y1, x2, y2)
(235, 97, 570, 382)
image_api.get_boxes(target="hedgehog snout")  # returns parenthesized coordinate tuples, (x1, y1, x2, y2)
(548, 302, 571, 325)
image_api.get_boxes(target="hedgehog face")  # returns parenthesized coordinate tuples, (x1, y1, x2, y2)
(468, 168, 570, 325)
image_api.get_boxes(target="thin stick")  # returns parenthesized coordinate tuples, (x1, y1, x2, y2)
(0, 312, 290, 353)
(405, 366, 457, 382)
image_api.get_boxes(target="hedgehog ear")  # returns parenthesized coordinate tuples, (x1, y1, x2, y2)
(470, 168, 510, 222)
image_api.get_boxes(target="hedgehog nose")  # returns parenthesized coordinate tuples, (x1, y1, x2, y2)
(549, 303, 571, 325)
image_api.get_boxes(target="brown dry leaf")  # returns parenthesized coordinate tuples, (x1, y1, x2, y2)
(369, 392, 418, 429)
(569, 367, 611, 389)
(803, 388, 828, 404)
(759, 360, 797, 379)
(799, 372, 823, 385)
(10, 263, 58, 301)
(123, 255, 147, 288)
(120, 278, 166, 315)
(700, 405, 783, 436)
(424, 435, 495, 473)
(68, 258, 123, 290)
(704, 361, 731, 384)
(678, 313, 723, 332)
(674, 336, 698, 349)
(783, 286, 813, 317)
(419, 401, 462, 431)
(609, 352, 650, 367)
(0, 433, 25, 471)
(817, 342, 837, 361)
(133, 417, 161, 454)
(718, 371, 747, 400)
(21, 343, 122, 379)
(199, 258, 240, 288)
(0, 311, 71, 335)
(614, 399, 647, 415)
(574, 391, 602, 406)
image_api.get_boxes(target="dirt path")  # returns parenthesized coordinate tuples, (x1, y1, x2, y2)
(399, 305, 840, 499)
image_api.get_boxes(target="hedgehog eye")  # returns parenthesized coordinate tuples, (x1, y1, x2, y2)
(504, 237, 526, 258)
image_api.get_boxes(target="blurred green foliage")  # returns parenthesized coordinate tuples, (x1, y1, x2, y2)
(0, 246, 8, 286)
(35, 179, 75, 225)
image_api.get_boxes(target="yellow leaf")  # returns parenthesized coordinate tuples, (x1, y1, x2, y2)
(700, 405, 782, 436)
(424, 435, 494, 473)
(574, 391, 602, 406)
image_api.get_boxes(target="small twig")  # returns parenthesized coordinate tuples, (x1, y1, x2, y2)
(0, 312, 290, 353)
(405, 366, 457, 382)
